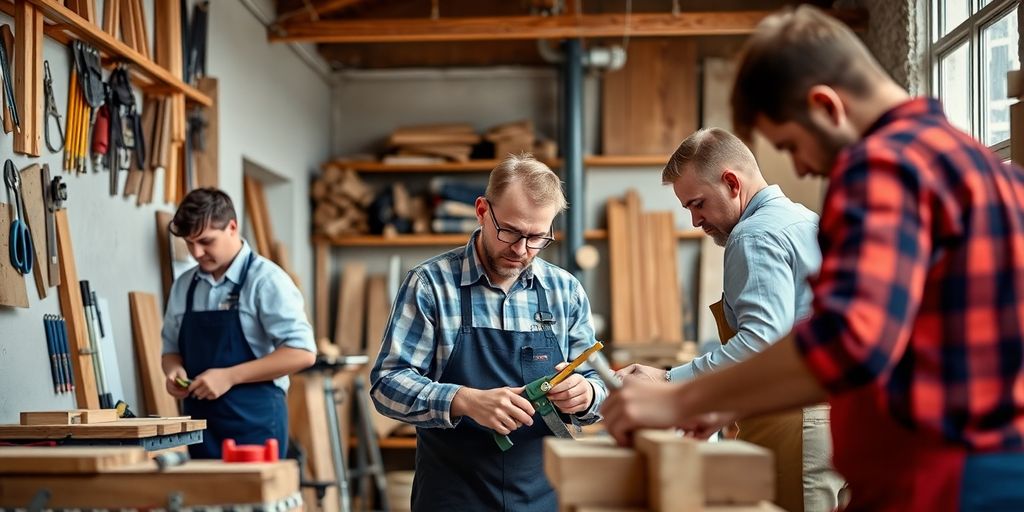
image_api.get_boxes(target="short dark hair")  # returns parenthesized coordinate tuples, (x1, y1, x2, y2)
(662, 128, 759, 184)
(169, 188, 237, 238)
(731, 5, 885, 140)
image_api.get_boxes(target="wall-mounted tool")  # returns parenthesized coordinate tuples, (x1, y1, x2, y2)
(0, 24, 19, 133)
(44, 314, 65, 393)
(4, 160, 32, 275)
(43, 61, 64, 153)
(40, 165, 60, 287)
(80, 280, 110, 408)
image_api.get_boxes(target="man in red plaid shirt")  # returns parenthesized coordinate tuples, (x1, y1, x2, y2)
(603, 5, 1024, 510)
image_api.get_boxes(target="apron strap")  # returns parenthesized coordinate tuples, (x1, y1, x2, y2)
(184, 272, 201, 313)
(533, 281, 557, 340)
(227, 252, 256, 310)
(459, 284, 473, 333)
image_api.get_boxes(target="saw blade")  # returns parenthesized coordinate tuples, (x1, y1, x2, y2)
(540, 411, 575, 439)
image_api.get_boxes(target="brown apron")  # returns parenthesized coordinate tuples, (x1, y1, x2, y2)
(710, 299, 805, 512)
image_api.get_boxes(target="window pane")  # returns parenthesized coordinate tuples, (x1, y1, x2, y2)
(983, 8, 1020, 145)
(941, 0, 971, 37)
(940, 42, 973, 134)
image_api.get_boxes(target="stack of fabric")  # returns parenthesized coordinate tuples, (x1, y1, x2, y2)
(429, 177, 485, 234)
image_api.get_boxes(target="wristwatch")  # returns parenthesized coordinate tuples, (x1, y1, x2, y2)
(664, 370, 672, 382)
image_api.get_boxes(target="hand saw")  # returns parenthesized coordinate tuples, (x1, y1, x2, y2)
(493, 342, 604, 451)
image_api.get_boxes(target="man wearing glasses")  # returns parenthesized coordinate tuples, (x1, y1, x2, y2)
(371, 154, 608, 512)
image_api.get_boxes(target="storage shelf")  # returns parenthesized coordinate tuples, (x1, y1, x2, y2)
(325, 155, 667, 174)
(314, 229, 703, 247)
(350, 435, 417, 449)
(2, 0, 212, 106)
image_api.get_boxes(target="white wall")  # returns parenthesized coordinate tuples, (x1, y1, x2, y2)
(0, 0, 330, 422)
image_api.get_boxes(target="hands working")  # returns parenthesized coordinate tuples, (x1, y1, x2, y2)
(601, 378, 735, 446)
(547, 361, 594, 414)
(614, 363, 666, 382)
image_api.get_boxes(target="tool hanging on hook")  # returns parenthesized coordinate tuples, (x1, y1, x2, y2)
(43, 61, 64, 153)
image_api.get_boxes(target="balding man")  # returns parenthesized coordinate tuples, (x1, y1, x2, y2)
(617, 128, 843, 512)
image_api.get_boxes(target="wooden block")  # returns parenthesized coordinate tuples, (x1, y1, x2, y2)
(333, 262, 367, 354)
(18, 164, 47, 299)
(607, 198, 631, 343)
(0, 460, 299, 508)
(699, 441, 774, 506)
(20, 410, 79, 425)
(0, 203, 29, 308)
(55, 209, 98, 409)
(79, 409, 119, 424)
(0, 447, 147, 474)
(544, 437, 647, 510)
(635, 430, 702, 512)
(130, 291, 179, 417)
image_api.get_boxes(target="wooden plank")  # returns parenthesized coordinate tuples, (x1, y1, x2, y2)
(274, 0, 368, 24)
(314, 241, 329, 340)
(242, 176, 272, 257)
(0, 460, 299, 508)
(286, 374, 338, 512)
(639, 212, 661, 342)
(656, 212, 683, 343)
(132, 0, 149, 58)
(154, 211, 174, 303)
(607, 198, 631, 343)
(20, 409, 119, 426)
(193, 78, 219, 188)
(55, 209, 99, 409)
(0, 447, 147, 474)
(333, 262, 366, 354)
(624, 190, 647, 343)
(31, 5, 42, 156)
(0, 203, 29, 307)
(271, 10, 868, 43)
(603, 39, 696, 156)
(118, 0, 137, 52)
(101, 0, 117, 35)
(13, 0, 37, 156)
(129, 291, 179, 417)
(18, 164, 48, 299)
(364, 275, 404, 438)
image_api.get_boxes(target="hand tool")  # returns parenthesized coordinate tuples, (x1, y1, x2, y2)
(40, 165, 59, 286)
(42, 60, 64, 153)
(586, 350, 622, 390)
(5, 160, 33, 274)
(175, 376, 191, 388)
(493, 342, 604, 452)
(0, 25, 19, 132)
(80, 280, 109, 408)
(56, 316, 74, 393)
(114, 399, 137, 418)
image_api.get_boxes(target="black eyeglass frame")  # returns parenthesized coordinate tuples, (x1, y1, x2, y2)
(485, 199, 556, 250)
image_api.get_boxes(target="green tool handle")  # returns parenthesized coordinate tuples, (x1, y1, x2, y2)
(492, 374, 556, 452)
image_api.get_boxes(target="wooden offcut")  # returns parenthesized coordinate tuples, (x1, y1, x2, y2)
(0, 203, 28, 307)
(17, 164, 47, 299)
(55, 209, 98, 409)
(20, 409, 118, 426)
(0, 417, 205, 440)
(129, 291, 179, 417)
(544, 438, 648, 509)
(243, 175, 273, 257)
(634, 430, 702, 511)
(333, 262, 367, 354)
(0, 447, 147, 474)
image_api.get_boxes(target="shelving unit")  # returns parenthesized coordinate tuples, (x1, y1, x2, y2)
(314, 229, 703, 247)
(325, 154, 670, 174)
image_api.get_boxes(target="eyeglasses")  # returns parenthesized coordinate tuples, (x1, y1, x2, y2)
(486, 200, 555, 250)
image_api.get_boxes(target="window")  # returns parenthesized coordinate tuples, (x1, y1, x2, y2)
(930, 0, 1020, 156)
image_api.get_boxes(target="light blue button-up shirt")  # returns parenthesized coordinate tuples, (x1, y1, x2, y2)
(371, 229, 607, 428)
(669, 185, 821, 381)
(161, 240, 316, 392)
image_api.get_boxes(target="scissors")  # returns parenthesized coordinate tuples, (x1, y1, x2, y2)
(5, 159, 32, 274)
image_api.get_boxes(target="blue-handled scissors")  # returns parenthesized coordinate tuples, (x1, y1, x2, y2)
(5, 159, 32, 275)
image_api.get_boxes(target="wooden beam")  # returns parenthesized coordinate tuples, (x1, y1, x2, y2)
(274, 0, 368, 25)
(272, 9, 867, 44)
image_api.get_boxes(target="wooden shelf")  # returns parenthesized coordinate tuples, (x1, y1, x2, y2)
(314, 229, 703, 247)
(326, 155, 669, 174)
(1, 0, 212, 106)
(350, 435, 417, 449)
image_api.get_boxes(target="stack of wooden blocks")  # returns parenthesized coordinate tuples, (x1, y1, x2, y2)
(385, 123, 481, 164)
(486, 119, 536, 159)
(545, 431, 781, 512)
(311, 165, 374, 238)
(606, 190, 690, 364)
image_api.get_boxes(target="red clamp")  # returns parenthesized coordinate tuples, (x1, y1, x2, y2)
(221, 439, 279, 463)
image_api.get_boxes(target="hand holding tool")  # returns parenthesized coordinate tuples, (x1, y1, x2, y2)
(175, 376, 191, 388)
(493, 342, 604, 451)
(4, 160, 32, 274)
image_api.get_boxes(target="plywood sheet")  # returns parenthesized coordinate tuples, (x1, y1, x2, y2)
(129, 291, 179, 417)
(0, 203, 29, 307)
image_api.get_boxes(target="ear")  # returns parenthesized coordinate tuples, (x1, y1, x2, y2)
(807, 85, 846, 127)
(721, 170, 741, 197)
(475, 196, 488, 224)
(226, 218, 238, 235)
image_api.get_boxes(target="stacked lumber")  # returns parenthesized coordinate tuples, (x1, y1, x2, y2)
(486, 120, 535, 158)
(606, 190, 686, 349)
(385, 123, 480, 164)
(545, 433, 780, 512)
(243, 176, 301, 287)
(311, 165, 373, 238)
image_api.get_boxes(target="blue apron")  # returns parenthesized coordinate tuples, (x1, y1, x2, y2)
(412, 268, 565, 512)
(179, 252, 288, 459)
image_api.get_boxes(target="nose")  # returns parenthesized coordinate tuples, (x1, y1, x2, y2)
(690, 212, 703, 228)
(191, 246, 205, 260)
(509, 237, 528, 255)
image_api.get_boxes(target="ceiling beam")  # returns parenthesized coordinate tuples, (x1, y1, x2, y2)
(270, 9, 867, 44)
(275, 0, 368, 25)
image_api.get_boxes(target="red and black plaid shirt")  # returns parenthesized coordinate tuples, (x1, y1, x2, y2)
(795, 98, 1024, 451)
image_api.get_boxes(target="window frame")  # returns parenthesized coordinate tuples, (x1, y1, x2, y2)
(928, 0, 1020, 158)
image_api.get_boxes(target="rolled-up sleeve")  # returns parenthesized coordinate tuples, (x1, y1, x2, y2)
(370, 270, 462, 428)
(566, 279, 608, 423)
(672, 234, 798, 380)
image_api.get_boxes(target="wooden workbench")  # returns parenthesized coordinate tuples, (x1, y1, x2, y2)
(0, 417, 206, 451)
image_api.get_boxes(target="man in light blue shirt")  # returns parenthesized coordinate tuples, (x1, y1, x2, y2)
(617, 128, 843, 511)
(160, 188, 316, 459)
(371, 154, 607, 512)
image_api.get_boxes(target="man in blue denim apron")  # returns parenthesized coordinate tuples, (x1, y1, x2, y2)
(371, 155, 608, 511)
(160, 188, 316, 459)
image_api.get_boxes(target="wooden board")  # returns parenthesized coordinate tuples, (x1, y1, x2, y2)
(655, 212, 683, 343)
(602, 38, 696, 156)
(333, 262, 367, 354)
(0, 203, 29, 307)
(364, 275, 404, 438)
(154, 211, 174, 304)
(18, 164, 47, 299)
(0, 418, 204, 440)
(635, 430, 702, 511)
(243, 175, 272, 257)
(624, 190, 647, 344)
(544, 437, 647, 509)
(0, 447, 147, 474)
(55, 209, 99, 409)
(639, 212, 661, 342)
(0, 460, 299, 509)
(314, 241, 329, 340)
(20, 409, 118, 425)
(129, 291, 179, 417)
(286, 374, 338, 512)
(606, 198, 631, 343)
(193, 78, 219, 189)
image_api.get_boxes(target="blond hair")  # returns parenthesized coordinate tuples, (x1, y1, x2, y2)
(662, 128, 759, 184)
(486, 153, 568, 212)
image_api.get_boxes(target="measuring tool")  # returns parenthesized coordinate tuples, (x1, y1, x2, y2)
(493, 342, 604, 451)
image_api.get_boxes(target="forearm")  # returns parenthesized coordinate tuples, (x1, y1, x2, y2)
(228, 347, 315, 385)
(162, 354, 184, 375)
(372, 369, 462, 428)
(679, 333, 827, 420)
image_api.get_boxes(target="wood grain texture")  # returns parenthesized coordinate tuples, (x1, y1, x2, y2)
(129, 291, 179, 417)
(18, 164, 47, 299)
(55, 209, 98, 408)
(0, 203, 29, 307)
(333, 262, 366, 354)
(0, 447, 146, 474)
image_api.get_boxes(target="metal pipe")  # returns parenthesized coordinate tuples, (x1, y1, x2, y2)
(561, 39, 584, 280)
